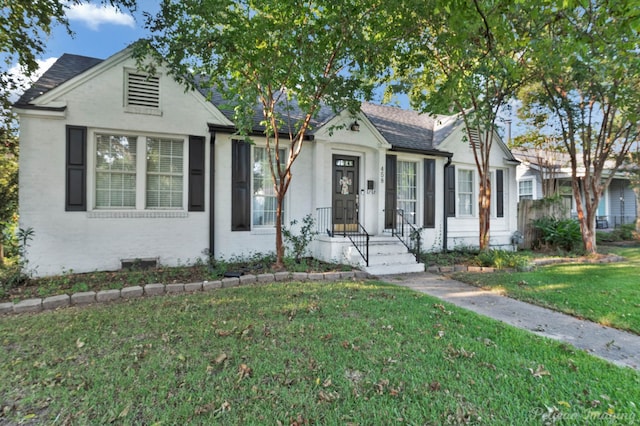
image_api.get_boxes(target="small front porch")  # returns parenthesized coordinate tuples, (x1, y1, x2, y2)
(312, 207, 425, 275)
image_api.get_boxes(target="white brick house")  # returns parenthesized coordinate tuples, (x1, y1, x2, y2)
(14, 47, 520, 277)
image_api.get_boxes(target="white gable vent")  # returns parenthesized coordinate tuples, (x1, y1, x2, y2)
(126, 72, 160, 109)
(467, 128, 480, 149)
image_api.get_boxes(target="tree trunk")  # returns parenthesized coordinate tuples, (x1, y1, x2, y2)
(573, 178, 597, 254)
(274, 185, 286, 271)
(478, 173, 491, 251)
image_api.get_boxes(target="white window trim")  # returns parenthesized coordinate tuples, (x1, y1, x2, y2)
(396, 159, 419, 225)
(518, 178, 535, 201)
(251, 145, 288, 230)
(457, 168, 475, 217)
(87, 130, 188, 213)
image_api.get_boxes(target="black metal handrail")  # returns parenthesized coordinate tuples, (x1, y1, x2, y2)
(391, 209, 421, 263)
(346, 223, 369, 267)
(316, 207, 370, 266)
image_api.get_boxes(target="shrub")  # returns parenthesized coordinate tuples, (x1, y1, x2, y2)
(597, 223, 637, 243)
(532, 217, 582, 252)
(475, 249, 531, 271)
(282, 214, 317, 262)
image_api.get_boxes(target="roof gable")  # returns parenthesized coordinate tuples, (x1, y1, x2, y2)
(14, 54, 103, 108)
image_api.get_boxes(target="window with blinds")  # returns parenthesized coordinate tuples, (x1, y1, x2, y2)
(458, 169, 474, 216)
(95, 134, 137, 208)
(146, 138, 184, 209)
(253, 147, 285, 226)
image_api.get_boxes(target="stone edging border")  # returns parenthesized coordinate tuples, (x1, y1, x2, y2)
(0, 270, 370, 316)
(426, 254, 626, 274)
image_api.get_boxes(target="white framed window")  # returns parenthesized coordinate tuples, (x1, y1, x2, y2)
(458, 169, 474, 216)
(397, 161, 417, 224)
(95, 134, 137, 208)
(146, 137, 184, 209)
(94, 133, 185, 210)
(519, 179, 533, 200)
(253, 146, 285, 227)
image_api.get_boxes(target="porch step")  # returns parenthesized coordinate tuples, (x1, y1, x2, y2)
(344, 236, 425, 276)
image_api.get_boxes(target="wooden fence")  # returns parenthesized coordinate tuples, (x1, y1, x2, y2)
(517, 199, 569, 249)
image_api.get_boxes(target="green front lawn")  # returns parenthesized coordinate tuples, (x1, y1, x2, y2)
(1, 281, 639, 424)
(453, 246, 640, 334)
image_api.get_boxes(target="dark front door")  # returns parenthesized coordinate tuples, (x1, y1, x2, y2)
(332, 155, 359, 234)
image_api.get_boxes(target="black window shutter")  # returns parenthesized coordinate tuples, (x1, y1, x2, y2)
(384, 154, 397, 229)
(445, 165, 456, 217)
(424, 158, 435, 228)
(65, 125, 87, 211)
(231, 139, 251, 231)
(496, 169, 504, 218)
(188, 135, 205, 211)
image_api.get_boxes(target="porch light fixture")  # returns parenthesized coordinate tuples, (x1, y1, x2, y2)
(350, 121, 360, 132)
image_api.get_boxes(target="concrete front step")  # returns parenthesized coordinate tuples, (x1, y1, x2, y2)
(366, 252, 418, 266)
(363, 262, 425, 276)
(343, 235, 424, 275)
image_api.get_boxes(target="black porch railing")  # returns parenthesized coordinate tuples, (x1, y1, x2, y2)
(316, 207, 369, 266)
(390, 209, 421, 263)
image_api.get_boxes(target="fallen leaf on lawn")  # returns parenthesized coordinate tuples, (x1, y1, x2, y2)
(322, 378, 332, 388)
(238, 363, 252, 379)
(215, 353, 228, 364)
(216, 328, 237, 337)
(529, 364, 551, 378)
(76, 338, 85, 349)
(318, 390, 340, 402)
(118, 404, 131, 418)
(375, 379, 389, 394)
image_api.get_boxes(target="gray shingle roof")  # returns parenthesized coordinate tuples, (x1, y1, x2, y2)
(14, 53, 454, 156)
(14, 54, 103, 108)
(197, 82, 338, 135)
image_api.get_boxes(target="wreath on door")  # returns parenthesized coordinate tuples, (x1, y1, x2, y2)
(339, 176, 352, 195)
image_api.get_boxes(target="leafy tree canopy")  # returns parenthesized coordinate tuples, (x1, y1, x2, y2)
(138, 0, 411, 267)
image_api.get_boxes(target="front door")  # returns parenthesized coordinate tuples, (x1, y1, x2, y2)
(332, 155, 359, 234)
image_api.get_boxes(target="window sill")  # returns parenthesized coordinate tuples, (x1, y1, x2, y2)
(251, 227, 277, 235)
(87, 210, 188, 219)
(124, 106, 162, 116)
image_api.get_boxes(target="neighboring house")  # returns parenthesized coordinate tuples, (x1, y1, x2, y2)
(514, 148, 637, 228)
(14, 47, 520, 277)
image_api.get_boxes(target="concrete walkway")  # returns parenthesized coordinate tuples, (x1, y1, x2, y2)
(384, 272, 640, 371)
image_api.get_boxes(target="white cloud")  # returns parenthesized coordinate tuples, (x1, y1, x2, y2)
(7, 57, 58, 102)
(66, 3, 135, 31)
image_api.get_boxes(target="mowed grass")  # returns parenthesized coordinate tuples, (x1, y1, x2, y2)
(453, 246, 640, 334)
(1, 281, 639, 424)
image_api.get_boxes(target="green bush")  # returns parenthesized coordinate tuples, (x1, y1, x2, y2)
(475, 249, 530, 271)
(532, 216, 582, 252)
(597, 223, 637, 243)
(282, 214, 317, 262)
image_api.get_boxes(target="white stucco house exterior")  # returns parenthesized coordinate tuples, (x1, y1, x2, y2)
(14, 47, 520, 277)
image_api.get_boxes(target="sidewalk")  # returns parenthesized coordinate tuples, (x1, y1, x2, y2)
(384, 272, 640, 370)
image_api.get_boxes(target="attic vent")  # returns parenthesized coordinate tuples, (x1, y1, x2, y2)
(126, 72, 160, 108)
(468, 128, 480, 149)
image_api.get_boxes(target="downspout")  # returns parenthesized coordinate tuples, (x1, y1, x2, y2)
(209, 131, 216, 258)
(443, 156, 453, 252)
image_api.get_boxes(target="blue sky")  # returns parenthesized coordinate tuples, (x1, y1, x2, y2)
(43, 1, 157, 61)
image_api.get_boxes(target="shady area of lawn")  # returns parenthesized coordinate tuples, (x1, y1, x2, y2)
(1, 280, 639, 425)
(451, 244, 640, 335)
